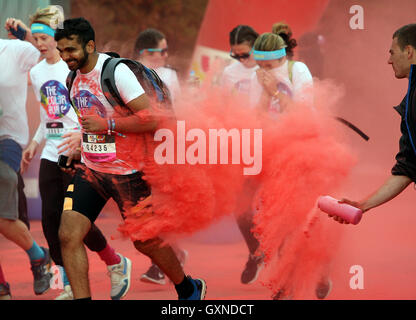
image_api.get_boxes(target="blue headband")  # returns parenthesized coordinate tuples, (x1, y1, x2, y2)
(31, 23, 55, 37)
(253, 48, 286, 60)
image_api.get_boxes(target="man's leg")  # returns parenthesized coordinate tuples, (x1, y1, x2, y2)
(133, 238, 206, 300)
(112, 172, 206, 300)
(59, 210, 92, 299)
(0, 161, 51, 295)
(58, 168, 109, 299)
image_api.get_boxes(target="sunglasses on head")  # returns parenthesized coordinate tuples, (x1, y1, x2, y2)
(139, 47, 168, 55)
(230, 49, 252, 61)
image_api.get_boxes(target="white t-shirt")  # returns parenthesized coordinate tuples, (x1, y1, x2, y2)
(250, 60, 313, 113)
(30, 58, 80, 162)
(70, 53, 145, 175)
(0, 39, 40, 147)
(155, 66, 181, 103)
(222, 61, 258, 95)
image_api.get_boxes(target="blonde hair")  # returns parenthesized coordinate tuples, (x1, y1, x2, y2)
(253, 32, 286, 52)
(29, 5, 64, 28)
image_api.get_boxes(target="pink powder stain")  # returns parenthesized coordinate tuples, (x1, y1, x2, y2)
(116, 80, 357, 297)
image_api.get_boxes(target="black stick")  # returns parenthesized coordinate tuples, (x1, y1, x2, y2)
(335, 117, 370, 141)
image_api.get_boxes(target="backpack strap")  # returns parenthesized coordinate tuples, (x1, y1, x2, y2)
(100, 57, 127, 109)
(65, 70, 79, 114)
(100, 57, 172, 110)
(66, 70, 77, 99)
(288, 60, 295, 84)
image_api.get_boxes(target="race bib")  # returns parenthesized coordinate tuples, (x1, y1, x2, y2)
(82, 133, 116, 163)
(46, 122, 64, 139)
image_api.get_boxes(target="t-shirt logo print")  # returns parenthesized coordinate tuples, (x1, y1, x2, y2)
(40, 80, 72, 119)
(72, 90, 107, 118)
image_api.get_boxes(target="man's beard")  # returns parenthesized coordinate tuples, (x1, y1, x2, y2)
(77, 47, 89, 70)
(69, 46, 89, 71)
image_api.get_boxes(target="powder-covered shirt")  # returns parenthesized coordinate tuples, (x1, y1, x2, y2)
(250, 60, 313, 113)
(70, 53, 145, 175)
(0, 39, 40, 148)
(30, 58, 80, 162)
(155, 66, 181, 103)
(222, 61, 259, 95)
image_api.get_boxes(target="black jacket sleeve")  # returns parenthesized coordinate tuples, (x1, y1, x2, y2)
(391, 96, 416, 181)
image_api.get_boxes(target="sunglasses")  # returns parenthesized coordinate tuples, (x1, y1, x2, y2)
(230, 49, 252, 61)
(139, 47, 168, 55)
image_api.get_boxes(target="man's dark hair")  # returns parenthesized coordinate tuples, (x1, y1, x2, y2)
(393, 24, 416, 50)
(54, 17, 95, 47)
(134, 28, 165, 58)
(229, 25, 259, 47)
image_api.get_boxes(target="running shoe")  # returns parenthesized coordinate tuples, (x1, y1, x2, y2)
(30, 247, 52, 295)
(241, 253, 264, 284)
(55, 284, 73, 300)
(272, 287, 293, 300)
(315, 277, 333, 299)
(0, 282, 11, 300)
(140, 263, 166, 285)
(107, 253, 132, 300)
(180, 276, 207, 300)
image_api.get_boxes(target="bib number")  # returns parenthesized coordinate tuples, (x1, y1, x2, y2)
(82, 133, 116, 162)
(46, 122, 64, 139)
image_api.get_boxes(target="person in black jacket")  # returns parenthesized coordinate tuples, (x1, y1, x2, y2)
(329, 24, 416, 223)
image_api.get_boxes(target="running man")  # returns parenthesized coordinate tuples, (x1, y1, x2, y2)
(55, 17, 206, 300)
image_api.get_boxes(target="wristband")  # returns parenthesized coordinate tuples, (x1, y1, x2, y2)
(111, 118, 115, 132)
(107, 118, 112, 135)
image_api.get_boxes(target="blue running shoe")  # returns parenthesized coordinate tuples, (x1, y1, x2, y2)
(107, 253, 132, 300)
(181, 276, 207, 300)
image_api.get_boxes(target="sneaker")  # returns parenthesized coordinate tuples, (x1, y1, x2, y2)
(272, 288, 293, 300)
(180, 276, 207, 300)
(55, 284, 73, 300)
(30, 247, 52, 295)
(315, 278, 333, 299)
(140, 263, 166, 285)
(0, 282, 11, 300)
(241, 253, 264, 284)
(107, 253, 132, 300)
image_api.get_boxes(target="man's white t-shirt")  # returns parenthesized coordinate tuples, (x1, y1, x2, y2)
(155, 66, 181, 103)
(0, 39, 40, 147)
(222, 61, 258, 95)
(70, 53, 145, 175)
(30, 58, 80, 162)
(250, 60, 313, 113)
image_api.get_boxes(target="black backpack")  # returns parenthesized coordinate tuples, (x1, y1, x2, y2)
(66, 56, 173, 114)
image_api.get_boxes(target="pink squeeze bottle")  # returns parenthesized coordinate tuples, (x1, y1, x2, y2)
(317, 195, 363, 225)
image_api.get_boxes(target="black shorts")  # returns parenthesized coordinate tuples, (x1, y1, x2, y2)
(63, 167, 151, 222)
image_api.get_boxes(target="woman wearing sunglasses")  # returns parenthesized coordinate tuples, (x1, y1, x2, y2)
(220, 25, 267, 286)
(222, 25, 259, 94)
(134, 28, 181, 104)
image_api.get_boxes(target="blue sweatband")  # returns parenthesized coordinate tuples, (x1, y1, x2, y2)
(31, 23, 55, 37)
(253, 48, 286, 61)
